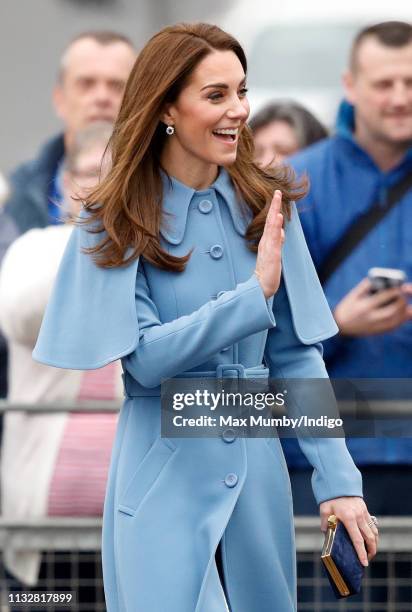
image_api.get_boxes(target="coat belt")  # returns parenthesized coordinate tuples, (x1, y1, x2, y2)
(123, 364, 269, 397)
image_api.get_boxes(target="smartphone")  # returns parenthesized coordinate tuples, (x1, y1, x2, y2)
(368, 267, 407, 294)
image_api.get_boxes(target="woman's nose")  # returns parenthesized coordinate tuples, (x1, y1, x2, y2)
(227, 97, 249, 121)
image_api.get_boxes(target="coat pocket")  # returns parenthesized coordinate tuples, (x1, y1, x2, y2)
(118, 437, 177, 517)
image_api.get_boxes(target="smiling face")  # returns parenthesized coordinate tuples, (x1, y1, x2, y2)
(160, 50, 250, 185)
(344, 37, 412, 147)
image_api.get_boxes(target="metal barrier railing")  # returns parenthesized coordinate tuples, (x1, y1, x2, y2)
(0, 401, 411, 610)
(0, 401, 117, 612)
(1, 399, 412, 415)
(0, 517, 411, 611)
(0, 401, 121, 414)
(2, 516, 409, 553)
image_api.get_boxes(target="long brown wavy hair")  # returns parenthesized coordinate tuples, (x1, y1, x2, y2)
(83, 22, 306, 270)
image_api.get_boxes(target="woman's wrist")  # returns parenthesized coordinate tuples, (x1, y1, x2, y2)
(254, 269, 271, 300)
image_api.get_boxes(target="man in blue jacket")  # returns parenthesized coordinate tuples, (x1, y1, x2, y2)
(288, 20, 412, 514)
(3, 30, 135, 236)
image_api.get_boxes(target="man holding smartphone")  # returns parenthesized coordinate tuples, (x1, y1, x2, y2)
(334, 268, 411, 338)
(287, 21, 412, 515)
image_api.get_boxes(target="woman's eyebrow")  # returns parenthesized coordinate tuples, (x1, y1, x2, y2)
(201, 77, 247, 91)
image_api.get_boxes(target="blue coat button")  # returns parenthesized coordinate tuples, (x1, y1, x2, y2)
(224, 473, 238, 487)
(222, 429, 236, 443)
(198, 199, 213, 214)
(210, 244, 224, 259)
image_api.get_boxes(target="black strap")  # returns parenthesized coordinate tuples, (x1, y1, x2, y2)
(318, 171, 412, 284)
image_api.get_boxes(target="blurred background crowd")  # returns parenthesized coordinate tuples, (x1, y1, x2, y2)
(0, 0, 411, 609)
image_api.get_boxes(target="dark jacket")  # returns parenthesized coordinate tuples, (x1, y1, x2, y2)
(4, 134, 65, 234)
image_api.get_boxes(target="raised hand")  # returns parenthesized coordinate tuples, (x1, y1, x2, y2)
(254, 190, 285, 299)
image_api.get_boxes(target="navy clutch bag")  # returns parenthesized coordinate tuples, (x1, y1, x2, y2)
(321, 514, 365, 598)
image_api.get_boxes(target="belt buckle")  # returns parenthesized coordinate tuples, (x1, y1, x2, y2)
(215, 365, 246, 421)
(216, 364, 246, 378)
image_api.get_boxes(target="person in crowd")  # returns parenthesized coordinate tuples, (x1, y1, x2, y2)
(289, 20, 412, 515)
(250, 100, 328, 168)
(0, 122, 123, 591)
(33, 22, 377, 611)
(3, 30, 136, 236)
(0, 29, 135, 407)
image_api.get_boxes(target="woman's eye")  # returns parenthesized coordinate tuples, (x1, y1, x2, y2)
(208, 92, 223, 101)
(207, 87, 248, 102)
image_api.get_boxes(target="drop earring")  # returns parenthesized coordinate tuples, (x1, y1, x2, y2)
(166, 125, 175, 135)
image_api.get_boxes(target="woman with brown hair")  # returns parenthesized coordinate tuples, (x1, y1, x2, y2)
(34, 22, 377, 611)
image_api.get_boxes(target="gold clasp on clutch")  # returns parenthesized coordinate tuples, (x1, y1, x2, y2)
(328, 514, 338, 530)
(322, 514, 351, 597)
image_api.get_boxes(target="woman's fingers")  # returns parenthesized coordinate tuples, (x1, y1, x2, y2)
(269, 189, 283, 218)
(358, 514, 378, 561)
(264, 190, 283, 234)
(265, 192, 284, 250)
(273, 218, 284, 258)
(342, 513, 379, 566)
(320, 499, 378, 569)
(255, 189, 285, 299)
(342, 517, 369, 566)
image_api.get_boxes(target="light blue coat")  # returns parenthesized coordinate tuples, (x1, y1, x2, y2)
(33, 168, 363, 611)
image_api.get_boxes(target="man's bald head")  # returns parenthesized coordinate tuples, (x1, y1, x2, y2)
(53, 31, 136, 148)
(58, 31, 135, 83)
